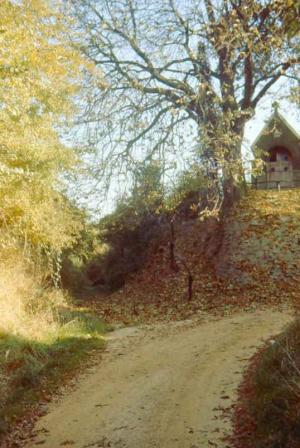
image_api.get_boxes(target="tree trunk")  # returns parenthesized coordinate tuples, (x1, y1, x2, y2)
(222, 119, 247, 211)
(222, 176, 243, 210)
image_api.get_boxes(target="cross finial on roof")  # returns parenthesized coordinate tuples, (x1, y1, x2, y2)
(272, 101, 280, 115)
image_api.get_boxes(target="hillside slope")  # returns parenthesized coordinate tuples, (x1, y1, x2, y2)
(91, 190, 299, 323)
(217, 190, 300, 287)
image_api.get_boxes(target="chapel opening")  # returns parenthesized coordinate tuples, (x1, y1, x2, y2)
(268, 146, 292, 164)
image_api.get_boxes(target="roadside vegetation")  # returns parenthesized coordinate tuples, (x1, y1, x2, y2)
(0, 1, 107, 440)
(0, 249, 108, 440)
(232, 319, 300, 448)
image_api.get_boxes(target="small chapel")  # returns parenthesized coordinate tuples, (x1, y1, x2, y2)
(252, 103, 300, 189)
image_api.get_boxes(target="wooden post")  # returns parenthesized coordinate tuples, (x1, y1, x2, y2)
(176, 253, 193, 301)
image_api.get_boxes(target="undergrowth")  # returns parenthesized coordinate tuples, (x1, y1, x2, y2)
(0, 253, 108, 440)
(232, 319, 300, 448)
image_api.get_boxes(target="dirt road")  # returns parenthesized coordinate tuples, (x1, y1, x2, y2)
(25, 309, 291, 448)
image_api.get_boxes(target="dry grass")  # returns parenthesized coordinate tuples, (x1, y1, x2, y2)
(0, 250, 107, 439)
(0, 256, 60, 340)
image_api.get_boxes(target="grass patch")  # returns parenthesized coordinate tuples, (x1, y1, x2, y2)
(232, 319, 300, 448)
(0, 253, 110, 440)
(0, 306, 109, 439)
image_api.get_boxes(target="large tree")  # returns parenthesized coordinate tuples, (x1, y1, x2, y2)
(0, 0, 88, 253)
(71, 0, 299, 205)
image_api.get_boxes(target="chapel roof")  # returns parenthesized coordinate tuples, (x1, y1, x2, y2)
(252, 103, 300, 148)
(252, 103, 300, 154)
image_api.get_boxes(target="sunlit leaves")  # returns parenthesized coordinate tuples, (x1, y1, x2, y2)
(0, 0, 87, 252)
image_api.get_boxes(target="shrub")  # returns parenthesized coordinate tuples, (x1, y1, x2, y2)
(233, 319, 300, 448)
(86, 211, 161, 291)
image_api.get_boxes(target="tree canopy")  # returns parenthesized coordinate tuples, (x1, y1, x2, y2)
(0, 0, 88, 252)
(71, 0, 299, 205)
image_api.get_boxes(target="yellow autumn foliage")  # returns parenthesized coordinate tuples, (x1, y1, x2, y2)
(0, 0, 87, 252)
